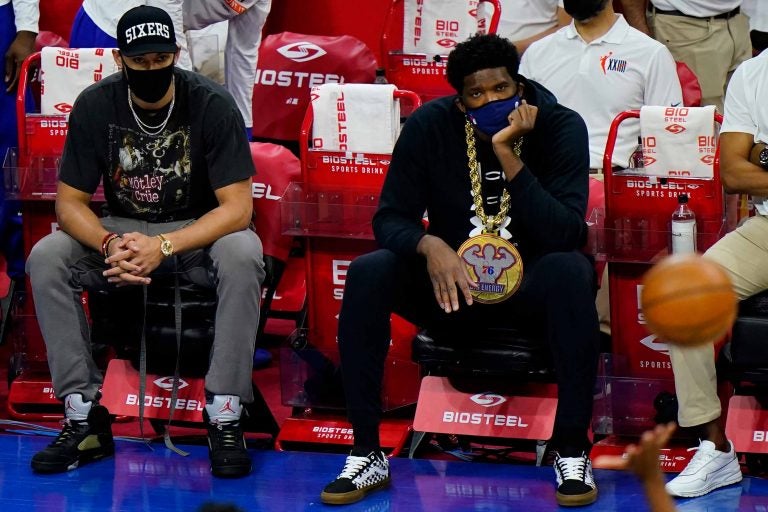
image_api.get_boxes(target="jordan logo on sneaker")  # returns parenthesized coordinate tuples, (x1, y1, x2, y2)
(218, 397, 237, 415)
(65, 396, 78, 414)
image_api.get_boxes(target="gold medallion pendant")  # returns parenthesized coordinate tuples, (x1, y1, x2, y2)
(458, 233, 523, 304)
(458, 118, 525, 304)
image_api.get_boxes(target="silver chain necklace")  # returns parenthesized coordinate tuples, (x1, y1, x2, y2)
(127, 81, 176, 136)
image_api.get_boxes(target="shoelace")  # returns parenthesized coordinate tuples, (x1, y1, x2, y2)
(680, 444, 718, 475)
(52, 419, 83, 446)
(210, 420, 243, 449)
(556, 455, 587, 481)
(337, 455, 372, 480)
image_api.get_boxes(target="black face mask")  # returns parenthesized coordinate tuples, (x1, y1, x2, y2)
(122, 61, 175, 103)
(563, 0, 609, 21)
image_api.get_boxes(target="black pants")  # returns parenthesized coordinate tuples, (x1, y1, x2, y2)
(338, 248, 600, 454)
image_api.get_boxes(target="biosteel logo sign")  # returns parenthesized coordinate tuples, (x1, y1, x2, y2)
(153, 376, 189, 391)
(639, 333, 670, 356)
(277, 42, 327, 63)
(470, 392, 506, 407)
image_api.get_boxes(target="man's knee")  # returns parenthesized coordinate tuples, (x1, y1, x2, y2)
(538, 252, 594, 288)
(211, 230, 265, 282)
(346, 250, 399, 292)
(26, 231, 74, 277)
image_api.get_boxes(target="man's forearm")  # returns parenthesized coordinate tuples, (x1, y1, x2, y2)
(56, 201, 110, 253)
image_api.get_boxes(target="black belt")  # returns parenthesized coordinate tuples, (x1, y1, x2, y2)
(651, 6, 740, 20)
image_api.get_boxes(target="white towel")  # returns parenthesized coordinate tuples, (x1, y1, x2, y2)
(402, 0, 478, 55)
(41, 47, 118, 115)
(310, 83, 400, 155)
(639, 105, 717, 178)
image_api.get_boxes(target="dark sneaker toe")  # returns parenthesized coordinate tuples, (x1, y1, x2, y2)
(556, 480, 598, 507)
(211, 451, 252, 478)
(321, 478, 365, 505)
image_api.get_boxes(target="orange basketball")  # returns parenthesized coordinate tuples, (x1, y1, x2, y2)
(640, 254, 737, 346)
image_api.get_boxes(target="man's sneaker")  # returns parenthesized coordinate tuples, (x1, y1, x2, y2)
(31, 396, 114, 473)
(553, 452, 598, 506)
(204, 395, 251, 478)
(321, 451, 391, 505)
(665, 440, 742, 497)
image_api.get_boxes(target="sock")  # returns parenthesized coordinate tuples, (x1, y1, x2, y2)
(64, 394, 92, 422)
(205, 395, 242, 424)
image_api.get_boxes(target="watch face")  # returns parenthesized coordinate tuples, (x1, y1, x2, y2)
(160, 239, 173, 256)
(759, 147, 768, 168)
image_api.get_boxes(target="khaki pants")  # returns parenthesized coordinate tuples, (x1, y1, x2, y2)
(648, 11, 751, 112)
(670, 216, 768, 426)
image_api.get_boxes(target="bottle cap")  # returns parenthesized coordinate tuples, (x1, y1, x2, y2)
(678, 193, 689, 203)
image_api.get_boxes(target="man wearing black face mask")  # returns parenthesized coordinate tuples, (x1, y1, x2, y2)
(320, 34, 600, 507)
(25, 5, 265, 478)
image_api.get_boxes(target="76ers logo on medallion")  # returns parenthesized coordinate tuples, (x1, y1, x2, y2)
(458, 234, 524, 304)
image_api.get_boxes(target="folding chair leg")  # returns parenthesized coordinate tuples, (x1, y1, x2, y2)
(409, 431, 427, 459)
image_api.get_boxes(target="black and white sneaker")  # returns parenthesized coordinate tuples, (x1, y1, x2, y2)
(321, 451, 391, 505)
(553, 452, 598, 506)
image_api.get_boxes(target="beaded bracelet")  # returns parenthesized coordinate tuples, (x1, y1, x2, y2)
(101, 232, 120, 258)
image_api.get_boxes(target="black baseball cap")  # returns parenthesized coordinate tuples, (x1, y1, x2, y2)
(116, 5, 177, 57)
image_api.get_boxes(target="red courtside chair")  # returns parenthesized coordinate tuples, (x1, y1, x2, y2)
(275, 84, 421, 455)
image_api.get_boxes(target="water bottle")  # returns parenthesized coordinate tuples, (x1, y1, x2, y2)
(671, 193, 696, 254)
(628, 136, 644, 169)
(373, 68, 388, 84)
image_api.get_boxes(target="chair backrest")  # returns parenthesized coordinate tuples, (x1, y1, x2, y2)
(250, 141, 301, 263)
(250, 32, 378, 142)
(676, 61, 702, 108)
(380, 0, 501, 104)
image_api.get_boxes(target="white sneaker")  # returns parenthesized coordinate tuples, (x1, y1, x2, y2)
(665, 440, 743, 498)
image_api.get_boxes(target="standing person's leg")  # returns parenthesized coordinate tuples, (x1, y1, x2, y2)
(68, 7, 118, 48)
(664, 217, 768, 497)
(174, 226, 265, 478)
(1, 4, 28, 281)
(25, 216, 139, 473)
(321, 249, 442, 505)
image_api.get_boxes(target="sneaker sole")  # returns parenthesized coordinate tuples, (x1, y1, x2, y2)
(31, 447, 115, 474)
(667, 472, 743, 498)
(556, 488, 598, 507)
(320, 477, 391, 505)
(211, 463, 252, 478)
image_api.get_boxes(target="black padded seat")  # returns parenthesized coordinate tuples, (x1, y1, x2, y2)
(88, 274, 217, 377)
(411, 326, 554, 379)
(719, 289, 768, 386)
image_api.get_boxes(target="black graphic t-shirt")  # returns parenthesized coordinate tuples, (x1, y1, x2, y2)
(59, 69, 254, 222)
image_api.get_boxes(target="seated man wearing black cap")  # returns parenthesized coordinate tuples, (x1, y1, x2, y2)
(25, 5, 264, 477)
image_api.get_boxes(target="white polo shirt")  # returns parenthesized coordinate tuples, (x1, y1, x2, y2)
(2, 0, 38, 33)
(482, 0, 561, 41)
(651, 0, 741, 18)
(721, 50, 768, 143)
(520, 15, 683, 168)
(743, 0, 768, 32)
(721, 50, 768, 213)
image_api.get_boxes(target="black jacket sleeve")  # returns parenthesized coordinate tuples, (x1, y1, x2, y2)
(372, 113, 430, 256)
(504, 106, 590, 253)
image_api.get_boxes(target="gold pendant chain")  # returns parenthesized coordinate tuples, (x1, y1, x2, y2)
(464, 119, 522, 233)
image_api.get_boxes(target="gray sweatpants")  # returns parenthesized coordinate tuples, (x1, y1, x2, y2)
(25, 216, 266, 404)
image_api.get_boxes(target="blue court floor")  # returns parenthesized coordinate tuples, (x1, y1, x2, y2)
(0, 434, 765, 511)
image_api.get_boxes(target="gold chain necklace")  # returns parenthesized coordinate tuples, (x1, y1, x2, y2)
(464, 118, 523, 234)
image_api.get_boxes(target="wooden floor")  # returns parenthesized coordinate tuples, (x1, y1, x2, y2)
(0, 433, 764, 511)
